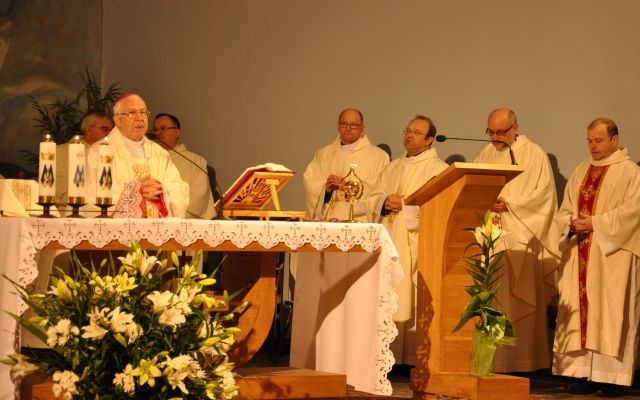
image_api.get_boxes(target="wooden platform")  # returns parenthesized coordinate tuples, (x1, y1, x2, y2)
(237, 367, 347, 399)
(21, 367, 347, 400)
(411, 370, 529, 400)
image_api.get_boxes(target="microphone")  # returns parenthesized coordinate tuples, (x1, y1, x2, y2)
(435, 134, 517, 165)
(146, 132, 226, 219)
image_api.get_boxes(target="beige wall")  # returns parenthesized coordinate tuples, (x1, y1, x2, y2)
(104, 0, 640, 210)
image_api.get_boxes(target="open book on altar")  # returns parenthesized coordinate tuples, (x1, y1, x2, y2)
(218, 163, 305, 220)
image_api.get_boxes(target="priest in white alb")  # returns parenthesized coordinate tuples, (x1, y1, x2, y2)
(291, 108, 396, 395)
(474, 107, 561, 372)
(553, 118, 640, 397)
(85, 93, 189, 218)
(302, 108, 390, 221)
(368, 115, 447, 365)
(152, 113, 215, 219)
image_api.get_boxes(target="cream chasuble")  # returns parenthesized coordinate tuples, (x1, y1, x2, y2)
(170, 144, 215, 219)
(553, 148, 640, 386)
(474, 134, 561, 372)
(85, 127, 189, 218)
(369, 148, 447, 364)
(303, 135, 389, 221)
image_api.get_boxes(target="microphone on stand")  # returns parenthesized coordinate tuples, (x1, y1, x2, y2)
(146, 132, 226, 219)
(435, 134, 517, 165)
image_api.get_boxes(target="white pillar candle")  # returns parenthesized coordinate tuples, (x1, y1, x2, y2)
(38, 134, 56, 201)
(67, 135, 85, 200)
(96, 137, 114, 201)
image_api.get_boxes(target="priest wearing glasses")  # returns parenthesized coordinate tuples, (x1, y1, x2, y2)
(86, 93, 188, 218)
(302, 107, 389, 221)
(473, 107, 561, 373)
(368, 115, 448, 365)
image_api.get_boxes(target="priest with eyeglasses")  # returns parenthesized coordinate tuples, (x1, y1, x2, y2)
(473, 107, 561, 373)
(85, 93, 188, 218)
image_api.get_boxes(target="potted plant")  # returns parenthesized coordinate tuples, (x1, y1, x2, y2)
(452, 211, 516, 376)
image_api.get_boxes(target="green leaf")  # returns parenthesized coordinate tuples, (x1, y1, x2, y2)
(5, 312, 47, 343)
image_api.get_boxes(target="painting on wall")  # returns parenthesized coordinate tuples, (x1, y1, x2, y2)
(0, 0, 102, 176)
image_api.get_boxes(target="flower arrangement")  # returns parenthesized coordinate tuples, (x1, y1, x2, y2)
(3, 243, 242, 399)
(452, 211, 516, 348)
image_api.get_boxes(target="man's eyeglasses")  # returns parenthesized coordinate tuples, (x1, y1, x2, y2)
(338, 121, 362, 129)
(486, 123, 515, 136)
(404, 128, 424, 136)
(153, 127, 178, 133)
(116, 110, 151, 119)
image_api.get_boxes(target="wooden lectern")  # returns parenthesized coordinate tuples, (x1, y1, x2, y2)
(405, 162, 529, 400)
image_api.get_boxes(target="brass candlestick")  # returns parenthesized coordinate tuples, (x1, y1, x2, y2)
(37, 196, 56, 218)
(95, 197, 113, 218)
(67, 197, 86, 218)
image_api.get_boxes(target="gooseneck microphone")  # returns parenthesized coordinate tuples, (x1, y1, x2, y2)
(146, 132, 225, 219)
(436, 134, 517, 165)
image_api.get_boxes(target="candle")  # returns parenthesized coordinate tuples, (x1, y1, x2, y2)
(67, 135, 85, 201)
(38, 133, 56, 202)
(96, 137, 114, 201)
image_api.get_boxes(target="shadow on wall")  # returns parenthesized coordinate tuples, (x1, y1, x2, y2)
(445, 154, 466, 164)
(548, 154, 567, 205)
(377, 143, 392, 160)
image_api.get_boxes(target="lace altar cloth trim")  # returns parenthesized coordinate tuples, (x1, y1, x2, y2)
(18, 217, 401, 396)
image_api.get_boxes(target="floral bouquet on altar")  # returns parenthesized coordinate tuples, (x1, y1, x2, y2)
(2, 243, 243, 399)
(452, 211, 516, 376)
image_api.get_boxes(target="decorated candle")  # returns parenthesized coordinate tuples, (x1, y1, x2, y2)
(67, 135, 85, 201)
(38, 133, 56, 201)
(96, 137, 114, 200)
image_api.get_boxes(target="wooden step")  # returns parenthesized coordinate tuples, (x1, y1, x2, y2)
(21, 367, 348, 400)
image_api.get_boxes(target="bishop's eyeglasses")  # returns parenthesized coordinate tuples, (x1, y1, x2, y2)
(116, 109, 151, 119)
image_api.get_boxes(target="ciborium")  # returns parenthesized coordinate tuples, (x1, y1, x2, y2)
(338, 164, 364, 223)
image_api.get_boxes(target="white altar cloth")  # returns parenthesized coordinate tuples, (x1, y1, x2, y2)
(0, 217, 401, 399)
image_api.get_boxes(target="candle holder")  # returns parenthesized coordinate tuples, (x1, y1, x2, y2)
(67, 197, 86, 218)
(37, 196, 57, 218)
(95, 197, 113, 218)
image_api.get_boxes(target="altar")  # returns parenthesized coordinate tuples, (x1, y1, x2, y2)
(0, 217, 401, 399)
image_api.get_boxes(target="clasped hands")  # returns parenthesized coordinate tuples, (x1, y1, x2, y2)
(140, 177, 163, 200)
(571, 211, 594, 234)
(384, 193, 403, 213)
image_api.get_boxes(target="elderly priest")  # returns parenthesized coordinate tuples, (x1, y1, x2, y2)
(85, 93, 188, 218)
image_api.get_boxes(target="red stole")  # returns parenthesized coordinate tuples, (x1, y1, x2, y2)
(577, 164, 609, 348)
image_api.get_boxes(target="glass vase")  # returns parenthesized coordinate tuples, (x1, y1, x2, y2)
(470, 327, 497, 376)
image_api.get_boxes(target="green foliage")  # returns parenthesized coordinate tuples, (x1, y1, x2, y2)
(3, 243, 241, 399)
(452, 211, 516, 345)
(24, 69, 122, 167)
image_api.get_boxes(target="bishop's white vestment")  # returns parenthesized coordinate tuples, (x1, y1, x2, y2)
(85, 127, 189, 218)
(474, 135, 561, 372)
(369, 148, 447, 364)
(553, 148, 640, 386)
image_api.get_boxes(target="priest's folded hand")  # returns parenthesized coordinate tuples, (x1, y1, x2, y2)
(325, 174, 342, 192)
(140, 177, 163, 200)
(385, 193, 403, 213)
